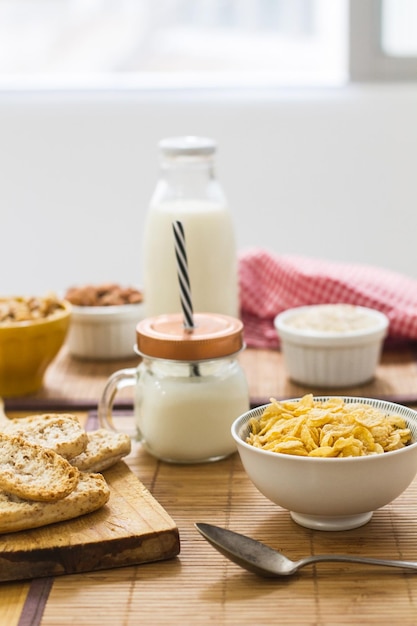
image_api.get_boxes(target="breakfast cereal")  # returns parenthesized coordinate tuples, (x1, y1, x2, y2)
(246, 394, 411, 457)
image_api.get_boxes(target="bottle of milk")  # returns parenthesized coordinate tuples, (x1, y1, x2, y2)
(143, 136, 239, 318)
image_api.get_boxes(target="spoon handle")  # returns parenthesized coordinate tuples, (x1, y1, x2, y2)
(301, 554, 417, 571)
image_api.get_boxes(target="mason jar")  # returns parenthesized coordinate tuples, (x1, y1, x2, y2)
(98, 312, 250, 464)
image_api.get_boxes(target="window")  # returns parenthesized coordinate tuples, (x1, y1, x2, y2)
(0, 0, 347, 88)
(0, 0, 415, 90)
(382, 0, 417, 56)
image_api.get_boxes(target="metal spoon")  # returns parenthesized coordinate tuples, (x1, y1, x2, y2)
(195, 522, 417, 578)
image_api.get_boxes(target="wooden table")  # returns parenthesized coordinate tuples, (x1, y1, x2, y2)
(3, 344, 417, 626)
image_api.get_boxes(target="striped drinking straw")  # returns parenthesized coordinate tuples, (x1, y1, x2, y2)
(172, 220, 195, 331)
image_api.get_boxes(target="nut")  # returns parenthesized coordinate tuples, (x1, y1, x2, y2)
(0, 295, 65, 324)
(65, 284, 143, 307)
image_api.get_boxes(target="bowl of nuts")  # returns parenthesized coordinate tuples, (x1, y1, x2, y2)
(0, 294, 71, 397)
(64, 283, 144, 360)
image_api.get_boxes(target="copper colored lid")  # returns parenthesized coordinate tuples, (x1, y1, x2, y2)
(136, 313, 244, 361)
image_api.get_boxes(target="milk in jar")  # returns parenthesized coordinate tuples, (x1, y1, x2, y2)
(143, 136, 238, 318)
(135, 356, 249, 463)
(98, 312, 250, 464)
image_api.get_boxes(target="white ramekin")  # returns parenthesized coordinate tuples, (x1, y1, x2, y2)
(66, 303, 144, 360)
(274, 304, 389, 387)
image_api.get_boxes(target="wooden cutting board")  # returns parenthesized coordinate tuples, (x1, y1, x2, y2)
(0, 461, 180, 582)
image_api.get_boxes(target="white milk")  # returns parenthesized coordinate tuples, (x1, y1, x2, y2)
(143, 199, 238, 318)
(134, 358, 249, 463)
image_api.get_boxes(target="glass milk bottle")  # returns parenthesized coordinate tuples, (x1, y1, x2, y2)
(143, 136, 239, 318)
(98, 312, 250, 464)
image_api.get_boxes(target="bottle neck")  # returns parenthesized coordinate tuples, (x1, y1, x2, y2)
(154, 153, 224, 203)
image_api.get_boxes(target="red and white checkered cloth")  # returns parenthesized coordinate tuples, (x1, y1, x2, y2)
(238, 249, 417, 349)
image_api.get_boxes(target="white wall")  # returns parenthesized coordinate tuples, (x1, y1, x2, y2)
(1, 83, 417, 296)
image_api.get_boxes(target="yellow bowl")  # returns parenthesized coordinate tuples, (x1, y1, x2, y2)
(0, 300, 71, 397)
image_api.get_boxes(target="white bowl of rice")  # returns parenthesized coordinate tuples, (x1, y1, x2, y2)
(274, 304, 389, 387)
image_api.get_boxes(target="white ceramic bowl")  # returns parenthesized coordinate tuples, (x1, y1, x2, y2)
(274, 304, 389, 387)
(232, 397, 417, 531)
(66, 302, 144, 360)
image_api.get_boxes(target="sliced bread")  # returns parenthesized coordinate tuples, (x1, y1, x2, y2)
(0, 472, 110, 534)
(70, 429, 131, 472)
(0, 432, 79, 502)
(0, 413, 88, 459)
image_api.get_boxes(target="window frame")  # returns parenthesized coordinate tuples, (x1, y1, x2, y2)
(349, 0, 417, 81)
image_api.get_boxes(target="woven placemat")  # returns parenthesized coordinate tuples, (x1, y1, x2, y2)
(5, 344, 417, 413)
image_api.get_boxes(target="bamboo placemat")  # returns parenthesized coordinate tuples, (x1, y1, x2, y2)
(4, 343, 417, 412)
(2, 344, 417, 625)
(23, 436, 417, 624)
(239, 342, 417, 407)
(2, 411, 417, 625)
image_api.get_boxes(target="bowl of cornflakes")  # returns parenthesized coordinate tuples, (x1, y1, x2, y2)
(0, 295, 71, 397)
(232, 394, 417, 531)
(65, 283, 144, 360)
(274, 304, 389, 387)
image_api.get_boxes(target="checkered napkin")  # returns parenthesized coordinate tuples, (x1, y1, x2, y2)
(238, 248, 417, 349)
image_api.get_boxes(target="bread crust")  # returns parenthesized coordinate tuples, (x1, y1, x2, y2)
(71, 429, 131, 472)
(0, 472, 110, 533)
(0, 432, 79, 502)
(0, 413, 88, 459)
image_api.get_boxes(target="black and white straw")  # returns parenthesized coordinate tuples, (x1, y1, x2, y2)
(172, 220, 194, 331)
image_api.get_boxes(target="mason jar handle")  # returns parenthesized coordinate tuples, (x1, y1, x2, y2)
(98, 367, 137, 434)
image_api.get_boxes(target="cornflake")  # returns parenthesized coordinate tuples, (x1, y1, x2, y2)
(246, 394, 412, 457)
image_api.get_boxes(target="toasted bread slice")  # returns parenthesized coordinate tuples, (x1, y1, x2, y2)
(71, 429, 131, 472)
(0, 413, 88, 459)
(0, 472, 110, 534)
(0, 432, 79, 502)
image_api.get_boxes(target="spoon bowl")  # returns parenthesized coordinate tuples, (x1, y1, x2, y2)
(195, 523, 417, 578)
